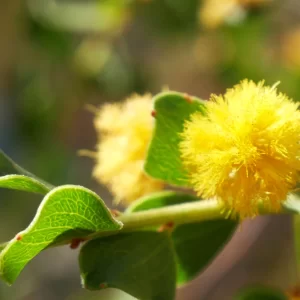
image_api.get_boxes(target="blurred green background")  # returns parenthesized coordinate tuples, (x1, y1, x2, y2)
(0, 0, 299, 299)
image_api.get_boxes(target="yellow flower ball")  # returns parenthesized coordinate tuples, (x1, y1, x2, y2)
(93, 94, 164, 204)
(200, 0, 239, 29)
(199, 0, 271, 29)
(180, 80, 300, 218)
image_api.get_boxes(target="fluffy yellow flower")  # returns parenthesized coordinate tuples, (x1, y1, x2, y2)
(92, 94, 164, 204)
(199, 0, 271, 29)
(281, 28, 300, 71)
(180, 80, 300, 218)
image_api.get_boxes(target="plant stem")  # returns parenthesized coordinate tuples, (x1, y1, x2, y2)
(84, 199, 224, 241)
(83, 197, 292, 242)
(118, 199, 225, 231)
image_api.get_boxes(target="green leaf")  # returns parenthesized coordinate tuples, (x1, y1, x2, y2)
(0, 243, 7, 253)
(0, 150, 53, 193)
(144, 91, 206, 186)
(127, 191, 237, 286)
(233, 286, 288, 300)
(80, 231, 176, 300)
(0, 175, 50, 194)
(173, 220, 236, 285)
(28, 0, 130, 33)
(126, 191, 199, 213)
(0, 185, 122, 285)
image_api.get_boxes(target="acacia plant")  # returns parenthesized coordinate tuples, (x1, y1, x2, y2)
(0, 80, 299, 299)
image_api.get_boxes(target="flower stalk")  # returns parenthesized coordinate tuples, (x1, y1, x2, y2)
(84, 199, 225, 242)
(118, 199, 225, 231)
(89, 195, 293, 241)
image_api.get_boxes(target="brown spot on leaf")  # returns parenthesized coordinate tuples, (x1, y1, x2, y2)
(99, 282, 108, 289)
(16, 234, 22, 241)
(183, 93, 193, 103)
(110, 209, 121, 217)
(158, 222, 174, 233)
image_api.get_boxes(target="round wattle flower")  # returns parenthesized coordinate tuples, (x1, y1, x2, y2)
(199, 0, 271, 29)
(180, 80, 300, 218)
(92, 94, 164, 204)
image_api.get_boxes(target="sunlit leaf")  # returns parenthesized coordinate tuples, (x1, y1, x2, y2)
(127, 191, 237, 285)
(0, 175, 50, 195)
(0, 185, 122, 284)
(144, 92, 206, 186)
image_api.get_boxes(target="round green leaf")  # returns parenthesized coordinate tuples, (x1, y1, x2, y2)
(127, 191, 237, 286)
(173, 220, 236, 285)
(79, 231, 176, 300)
(0, 185, 123, 285)
(144, 92, 206, 186)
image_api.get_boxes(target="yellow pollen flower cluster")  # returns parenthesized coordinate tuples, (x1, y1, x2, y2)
(93, 94, 164, 204)
(199, 0, 271, 29)
(180, 80, 300, 218)
(281, 27, 300, 71)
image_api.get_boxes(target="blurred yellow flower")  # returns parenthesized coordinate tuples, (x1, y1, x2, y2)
(286, 286, 300, 299)
(180, 80, 300, 218)
(199, 0, 271, 29)
(281, 28, 300, 71)
(92, 94, 164, 204)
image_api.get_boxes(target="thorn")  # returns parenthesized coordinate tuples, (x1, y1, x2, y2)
(158, 222, 174, 233)
(16, 234, 22, 241)
(151, 110, 157, 118)
(70, 238, 85, 249)
(183, 93, 193, 103)
(110, 209, 121, 217)
(99, 282, 108, 289)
